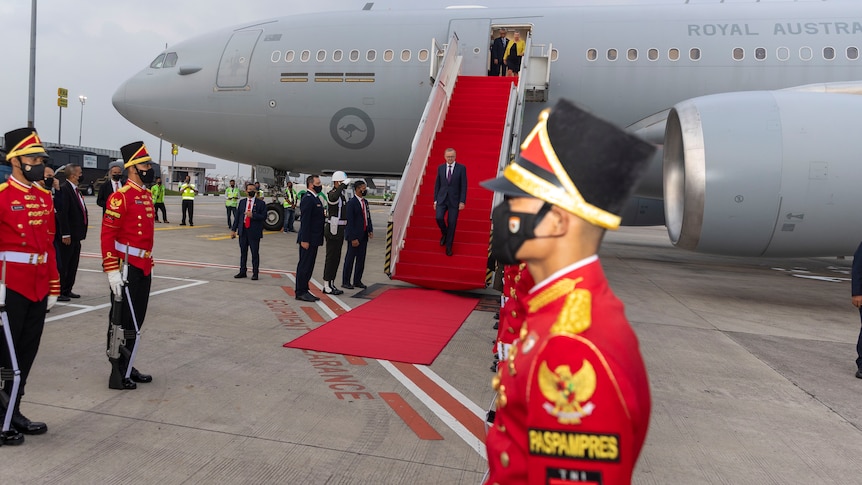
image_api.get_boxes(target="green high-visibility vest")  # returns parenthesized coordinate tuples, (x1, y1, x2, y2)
(180, 183, 196, 200)
(150, 184, 165, 203)
(225, 186, 240, 207)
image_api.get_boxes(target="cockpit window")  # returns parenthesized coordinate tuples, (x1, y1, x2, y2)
(150, 53, 166, 69)
(163, 52, 179, 68)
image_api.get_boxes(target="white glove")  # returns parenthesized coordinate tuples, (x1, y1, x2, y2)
(46, 295, 58, 310)
(107, 271, 124, 299)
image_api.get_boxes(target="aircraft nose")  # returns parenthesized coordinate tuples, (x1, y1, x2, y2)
(112, 80, 129, 118)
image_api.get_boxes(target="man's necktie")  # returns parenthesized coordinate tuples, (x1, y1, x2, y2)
(244, 199, 252, 228)
(447, 165, 452, 182)
(76, 188, 87, 225)
(362, 198, 368, 231)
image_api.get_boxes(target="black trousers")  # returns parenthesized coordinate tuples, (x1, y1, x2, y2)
(181, 200, 194, 225)
(238, 231, 261, 275)
(342, 238, 368, 286)
(323, 225, 345, 281)
(857, 309, 862, 370)
(295, 244, 319, 296)
(154, 202, 167, 222)
(490, 58, 505, 76)
(106, 265, 152, 365)
(58, 239, 82, 295)
(0, 290, 48, 399)
(435, 202, 460, 251)
(226, 206, 237, 228)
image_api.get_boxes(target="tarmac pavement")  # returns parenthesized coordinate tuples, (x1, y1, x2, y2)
(4, 195, 862, 484)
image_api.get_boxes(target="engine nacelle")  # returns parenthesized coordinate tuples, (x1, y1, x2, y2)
(664, 91, 862, 257)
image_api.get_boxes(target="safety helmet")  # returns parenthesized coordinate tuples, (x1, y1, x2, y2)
(331, 170, 348, 183)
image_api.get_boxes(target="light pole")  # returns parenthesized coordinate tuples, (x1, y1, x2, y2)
(78, 95, 87, 146)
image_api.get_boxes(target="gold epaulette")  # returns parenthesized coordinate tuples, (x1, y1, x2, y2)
(0, 182, 7, 192)
(118, 185, 131, 193)
(528, 277, 592, 335)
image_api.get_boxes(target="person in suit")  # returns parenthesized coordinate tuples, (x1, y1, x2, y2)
(490, 28, 509, 76)
(96, 160, 124, 214)
(850, 242, 862, 379)
(433, 147, 467, 256)
(342, 180, 373, 290)
(56, 162, 88, 301)
(295, 175, 325, 302)
(231, 182, 267, 280)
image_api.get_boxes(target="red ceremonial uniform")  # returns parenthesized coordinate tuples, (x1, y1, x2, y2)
(485, 256, 651, 485)
(0, 176, 60, 301)
(101, 181, 155, 274)
(497, 263, 534, 348)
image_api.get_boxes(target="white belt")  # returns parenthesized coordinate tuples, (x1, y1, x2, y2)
(0, 251, 49, 265)
(114, 242, 153, 259)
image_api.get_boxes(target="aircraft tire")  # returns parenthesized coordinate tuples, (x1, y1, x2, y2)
(264, 203, 284, 232)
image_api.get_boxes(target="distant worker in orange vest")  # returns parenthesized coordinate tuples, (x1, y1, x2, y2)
(481, 99, 655, 484)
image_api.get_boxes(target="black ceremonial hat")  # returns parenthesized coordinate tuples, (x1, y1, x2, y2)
(120, 141, 152, 168)
(4, 127, 49, 161)
(481, 99, 655, 229)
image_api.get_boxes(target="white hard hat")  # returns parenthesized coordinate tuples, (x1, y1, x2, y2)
(331, 170, 348, 183)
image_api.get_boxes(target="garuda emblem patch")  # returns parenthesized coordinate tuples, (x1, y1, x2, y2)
(538, 359, 597, 424)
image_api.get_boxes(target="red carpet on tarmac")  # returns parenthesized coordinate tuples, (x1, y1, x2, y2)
(283, 288, 478, 365)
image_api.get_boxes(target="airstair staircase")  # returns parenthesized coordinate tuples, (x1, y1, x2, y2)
(386, 32, 545, 291)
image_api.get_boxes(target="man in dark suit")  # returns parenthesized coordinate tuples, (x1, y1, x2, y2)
(850, 242, 862, 379)
(231, 182, 267, 280)
(56, 162, 88, 300)
(96, 160, 124, 214)
(490, 28, 509, 76)
(295, 175, 325, 302)
(434, 147, 467, 256)
(342, 180, 374, 290)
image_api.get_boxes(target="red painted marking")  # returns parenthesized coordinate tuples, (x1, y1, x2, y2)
(302, 306, 326, 323)
(344, 355, 367, 366)
(270, 273, 281, 278)
(317, 292, 347, 316)
(392, 361, 486, 444)
(379, 392, 444, 440)
(281, 286, 296, 297)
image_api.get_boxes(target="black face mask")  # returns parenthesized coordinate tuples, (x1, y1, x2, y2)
(112, 173, 122, 181)
(247, 191, 256, 198)
(44, 177, 55, 188)
(137, 167, 155, 185)
(360, 189, 368, 196)
(21, 162, 46, 183)
(312, 185, 323, 194)
(491, 202, 553, 265)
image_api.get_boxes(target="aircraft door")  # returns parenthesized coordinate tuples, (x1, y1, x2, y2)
(448, 19, 492, 76)
(217, 30, 262, 89)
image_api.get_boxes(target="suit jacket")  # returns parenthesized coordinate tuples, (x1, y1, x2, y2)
(434, 162, 467, 207)
(57, 181, 88, 241)
(491, 36, 509, 61)
(231, 197, 266, 239)
(298, 190, 325, 246)
(344, 196, 373, 242)
(853, 242, 862, 296)
(97, 178, 123, 209)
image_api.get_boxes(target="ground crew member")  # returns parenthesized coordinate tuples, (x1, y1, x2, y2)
(179, 175, 197, 226)
(283, 181, 297, 233)
(225, 179, 240, 228)
(322, 170, 349, 295)
(481, 99, 655, 484)
(151, 176, 168, 223)
(102, 141, 157, 390)
(0, 127, 60, 445)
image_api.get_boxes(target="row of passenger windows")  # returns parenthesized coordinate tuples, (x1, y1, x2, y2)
(271, 48, 431, 64)
(588, 46, 862, 62)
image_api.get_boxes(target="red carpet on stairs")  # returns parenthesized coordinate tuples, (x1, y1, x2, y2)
(394, 76, 515, 291)
(283, 288, 478, 365)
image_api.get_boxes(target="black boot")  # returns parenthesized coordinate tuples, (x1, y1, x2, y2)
(11, 403, 47, 435)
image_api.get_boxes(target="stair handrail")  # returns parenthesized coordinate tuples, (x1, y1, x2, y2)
(491, 34, 534, 210)
(387, 33, 462, 277)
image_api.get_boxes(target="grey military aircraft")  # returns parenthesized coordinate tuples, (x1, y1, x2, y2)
(113, 1, 862, 257)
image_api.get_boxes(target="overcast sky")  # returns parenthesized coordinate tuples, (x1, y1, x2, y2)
(0, 0, 677, 178)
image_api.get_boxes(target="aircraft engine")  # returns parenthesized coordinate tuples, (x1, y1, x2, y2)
(664, 91, 862, 257)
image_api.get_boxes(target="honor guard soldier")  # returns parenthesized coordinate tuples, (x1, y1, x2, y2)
(322, 170, 349, 294)
(481, 99, 655, 484)
(102, 141, 157, 390)
(493, 262, 533, 371)
(0, 128, 59, 445)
